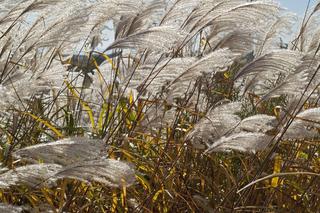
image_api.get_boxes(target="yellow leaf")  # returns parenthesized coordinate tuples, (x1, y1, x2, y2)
(201, 38, 207, 47)
(41, 188, 54, 207)
(111, 191, 118, 213)
(0, 190, 7, 203)
(94, 52, 118, 71)
(271, 155, 282, 187)
(22, 112, 63, 138)
(152, 189, 163, 203)
(98, 102, 109, 131)
(120, 149, 135, 161)
(121, 183, 128, 213)
(65, 80, 96, 131)
(224, 71, 231, 79)
(136, 174, 151, 193)
(129, 90, 134, 105)
(26, 194, 39, 207)
(138, 165, 151, 173)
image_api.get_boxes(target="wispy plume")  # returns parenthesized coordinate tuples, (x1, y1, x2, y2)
(13, 137, 107, 166)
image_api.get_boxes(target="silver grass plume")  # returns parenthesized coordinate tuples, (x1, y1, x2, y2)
(259, 68, 309, 102)
(307, 28, 320, 54)
(0, 203, 25, 213)
(186, 101, 242, 149)
(259, 54, 320, 102)
(0, 62, 65, 113)
(159, 0, 199, 27)
(234, 50, 303, 96)
(283, 107, 320, 140)
(257, 13, 297, 55)
(0, 160, 136, 188)
(292, 8, 320, 52)
(206, 31, 258, 55)
(13, 137, 107, 166)
(298, 55, 320, 89)
(182, 0, 243, 32)
(0, 164, 62, 189)
(56, 159, 136, 187)
(115, 0, 165, 39)
(1, 0, 144, 53)
(200, 1, 287, 55)
(106, 26, 187, 53)
(185, 1, 281, 47)
(126, 57, 196, 95)
(235, 50, 303, 80)
(239, 114, 278, 134)
(137, 102, 177, 132)
(205, 132, 273, 153)
(167, 49, 238, 102)
(0, 0, 64, 29)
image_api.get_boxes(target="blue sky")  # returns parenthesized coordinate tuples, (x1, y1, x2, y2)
(279, 0, 318, 15)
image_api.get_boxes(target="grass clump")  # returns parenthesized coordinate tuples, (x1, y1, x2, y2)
(0, 0, 319, 212)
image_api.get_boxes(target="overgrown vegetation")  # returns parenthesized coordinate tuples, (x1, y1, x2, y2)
(0, 0, 319, 212)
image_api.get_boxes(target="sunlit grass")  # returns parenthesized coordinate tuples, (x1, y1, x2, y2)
(0, 0, 319, 212)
